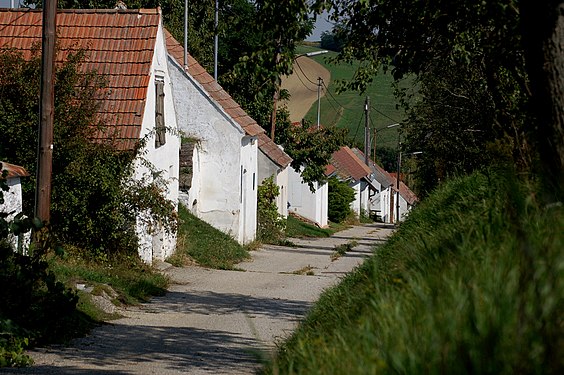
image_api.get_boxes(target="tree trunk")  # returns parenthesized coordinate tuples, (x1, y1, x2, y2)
(520, 1, 564, 201)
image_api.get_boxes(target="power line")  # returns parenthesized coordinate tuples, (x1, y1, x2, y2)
(294, 58, 319, 85)
(293, 66, 318, 92)
(352, 110, 364, 142)
(370, 105, 400, 124)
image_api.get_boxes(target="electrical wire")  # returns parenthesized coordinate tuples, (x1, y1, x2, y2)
(293, 66, 318, 92)
(370, 105, 400, 124)
(352, 110, 364, 142)
(294, 58, 319, 85)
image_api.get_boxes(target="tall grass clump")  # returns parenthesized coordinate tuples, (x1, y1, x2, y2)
(168, 205, 250, 269)
(264, 169, 563, 374)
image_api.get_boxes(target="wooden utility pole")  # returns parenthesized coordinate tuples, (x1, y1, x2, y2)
(364, 97, 370, 165)
(35, 0, 57, 224)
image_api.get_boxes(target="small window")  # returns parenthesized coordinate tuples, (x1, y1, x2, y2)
(155, 78, 166, 148)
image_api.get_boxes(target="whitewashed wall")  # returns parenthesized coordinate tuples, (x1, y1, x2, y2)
(239, 137, 258, 243)
(0, 177, 29, 251)
(288, 166, 328, 227)
(257, 150, 289, 218)
(135, 22, 180, 264)
(167, 55, 258, 244)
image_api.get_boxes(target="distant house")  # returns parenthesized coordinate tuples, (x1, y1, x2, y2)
(287, 167, 328, 227)
(327, 146, 373, 217)
(389, 173, 418, 221)
(166, 31, 290, 242)
(351, 148, 395, 223)
(0, 161, 30, 251)
(0, 8, 181, 263)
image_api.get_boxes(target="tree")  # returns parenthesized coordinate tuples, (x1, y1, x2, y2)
(314, 0, 539, 194)
(327, 176, 354, 222)
(320, 30, 343, 52)
(0, 48, 176, 256)
(275, 111, 347, 190)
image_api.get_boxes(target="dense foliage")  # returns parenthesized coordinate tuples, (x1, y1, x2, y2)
(275, 114, 347, 189)
(314, 0, 564, 198)
(327, 177, 354, 223)
(256, 176, 286, 244)
(265, 169, 564, 374)
(0, 48, 176, 257)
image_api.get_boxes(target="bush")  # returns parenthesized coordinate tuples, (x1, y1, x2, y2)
(328, 177, 355, 223)
(257, 176, 286, 243)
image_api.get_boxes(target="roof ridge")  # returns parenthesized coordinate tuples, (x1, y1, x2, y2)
(0, 8, 160, 14)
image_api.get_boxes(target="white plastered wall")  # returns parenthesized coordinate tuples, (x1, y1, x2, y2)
(167, 55, 258, 244)
(135, 22, 180, 264)
(288, 166, 328, 227)
(0, 177, 30, 251)
(257, 150, 289, 217)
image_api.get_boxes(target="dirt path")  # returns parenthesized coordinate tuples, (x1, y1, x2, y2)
(280, 56, 331, 123)
(5, 224, 393, 375)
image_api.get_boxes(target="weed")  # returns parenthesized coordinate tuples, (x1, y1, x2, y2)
(291, 265, 316, 276)
(330, 240, 358, 261)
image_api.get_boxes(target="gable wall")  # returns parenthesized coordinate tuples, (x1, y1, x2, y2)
(135, 22, 180, 263)
(168, 57, 250, 242)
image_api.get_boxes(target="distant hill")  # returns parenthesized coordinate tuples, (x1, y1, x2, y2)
(290, 44, 410, 152)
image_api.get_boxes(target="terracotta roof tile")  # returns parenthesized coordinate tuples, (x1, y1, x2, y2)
(164, 29, 291, 167)
(1, 161, 30, 178)
(0, 8, 160, 150)
(351, 147, 395, 188)
(329, 146, 371, 181)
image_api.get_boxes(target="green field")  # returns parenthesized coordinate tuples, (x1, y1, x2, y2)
(295, 45, 409, 150)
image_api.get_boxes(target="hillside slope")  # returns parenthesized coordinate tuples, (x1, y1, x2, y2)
(280, 55, 331, 123)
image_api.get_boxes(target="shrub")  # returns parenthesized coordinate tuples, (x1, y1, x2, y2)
(257, 176, 286, 243)
(328, 177, 355, 223)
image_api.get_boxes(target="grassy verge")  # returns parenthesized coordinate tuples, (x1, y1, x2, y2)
(285, 215, 347, 238)
(263, 168, 563, 374)
(168, 204, 250, 269)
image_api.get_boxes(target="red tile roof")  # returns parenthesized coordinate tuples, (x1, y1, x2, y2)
(328, 146, 371, 181)
(164, 30, 291, 168)
(351, 148, 395, 188)
(0, 8, 161, 150)
(1, 161, 29, 178)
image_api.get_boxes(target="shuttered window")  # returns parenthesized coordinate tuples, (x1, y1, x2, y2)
(155, 78, 166, 148)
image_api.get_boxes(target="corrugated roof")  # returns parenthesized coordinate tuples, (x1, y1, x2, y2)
(164, 30, 291, 168)
(351, 147, 395, 188)
(0, 8, 160, 150)
(1, 161, 29, 178)
(329, 146, 371, 181)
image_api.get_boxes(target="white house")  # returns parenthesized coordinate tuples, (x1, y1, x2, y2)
(0, 9, 181, 264)
(166, 30, 290, 244)
(389, 173, 419, 222)
(0, 161, 30, 251)
(351, 148, 395, 223)
(287, 166, 328, 227)
(327, 146, 373, 217)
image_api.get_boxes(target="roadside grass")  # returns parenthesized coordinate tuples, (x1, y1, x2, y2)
(168, 204, 250, 269)
(285, 215, 347, 238)
(262, 168, 563, 374)
(295, 45, 410, 149)
(50, 251, 168, 306)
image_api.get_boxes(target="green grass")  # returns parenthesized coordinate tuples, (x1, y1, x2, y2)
(51, 251, 169, 306)
(294, 45, 411, 149)
(168, 204, 250, 269)
(263, 169, 563, 374)
(285, 215, 347, 238)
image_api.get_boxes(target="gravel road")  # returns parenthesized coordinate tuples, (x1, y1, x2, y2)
(2, 223, 393, 375)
